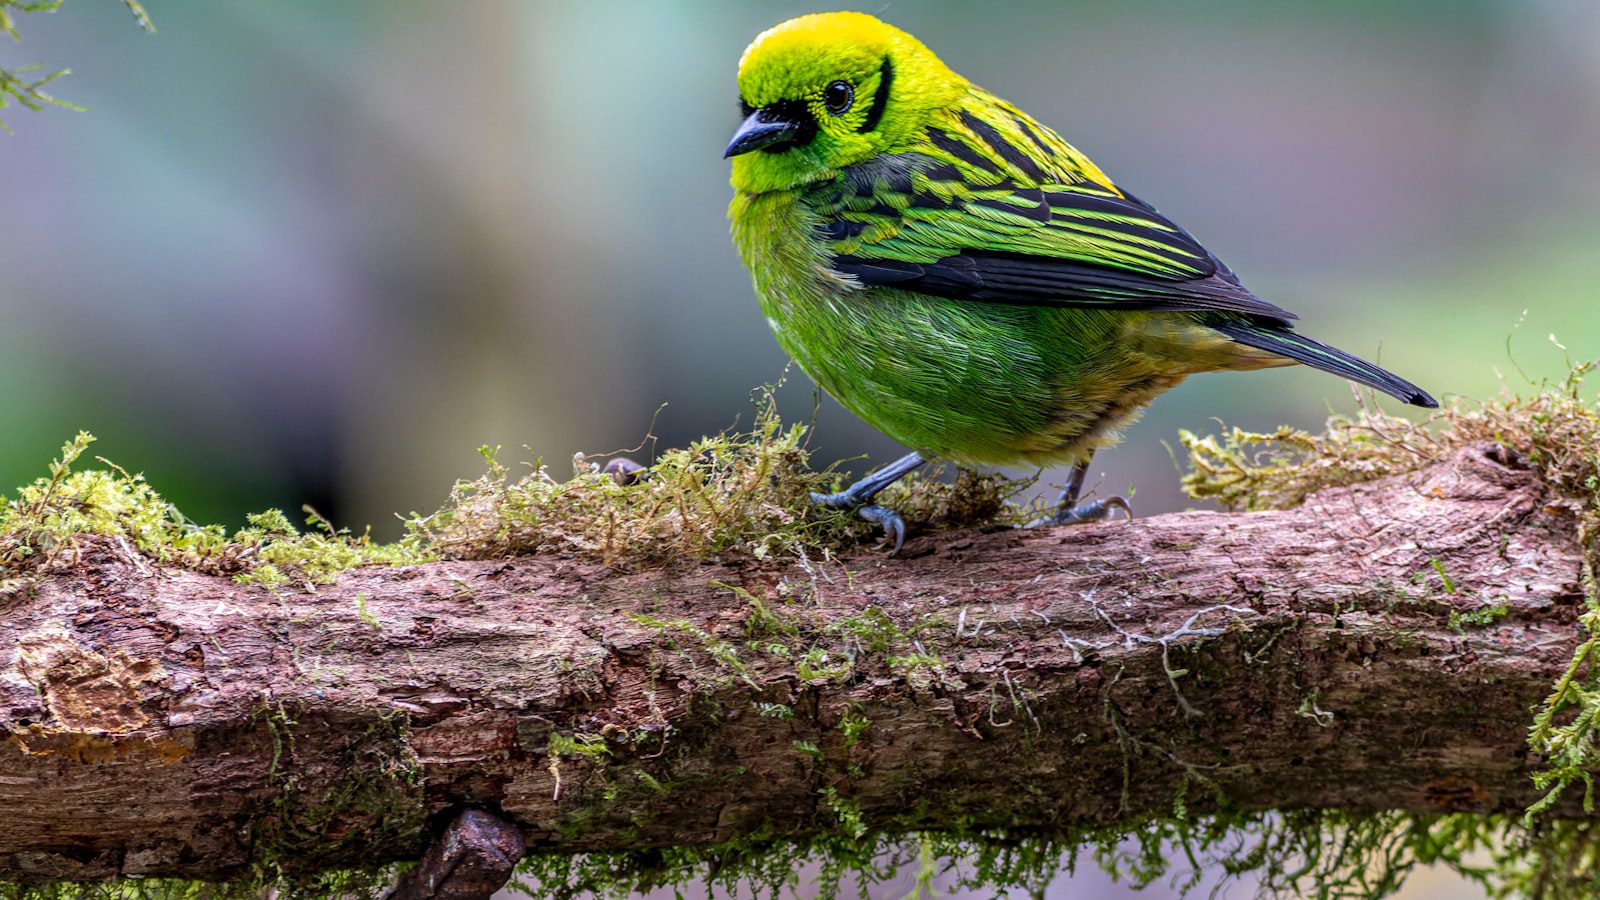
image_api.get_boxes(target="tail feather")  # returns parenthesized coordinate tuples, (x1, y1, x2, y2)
(1210, 321, 1438, 409)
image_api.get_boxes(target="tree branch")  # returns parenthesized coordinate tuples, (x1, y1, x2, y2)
(0, 442, 1586, 886)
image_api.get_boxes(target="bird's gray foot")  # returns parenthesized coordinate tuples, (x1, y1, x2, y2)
(811, 451, 925, 555)
(1023, 457, 1133, 529)
(1047, 495, 1133, 526)
(850, 502, 908, 555)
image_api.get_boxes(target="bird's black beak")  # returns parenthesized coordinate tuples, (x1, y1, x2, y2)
(724, 107, 801, 158)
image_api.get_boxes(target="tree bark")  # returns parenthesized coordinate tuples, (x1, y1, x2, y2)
(0, 442, 1587, 885)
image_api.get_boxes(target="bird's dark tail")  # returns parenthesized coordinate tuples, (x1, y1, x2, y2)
(1210, 321, 1438, 408)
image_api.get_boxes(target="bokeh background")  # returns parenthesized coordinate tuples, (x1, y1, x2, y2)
(4, 1, 1598, 897)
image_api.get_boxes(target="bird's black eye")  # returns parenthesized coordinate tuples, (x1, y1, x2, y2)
(823, 81, 854, 115)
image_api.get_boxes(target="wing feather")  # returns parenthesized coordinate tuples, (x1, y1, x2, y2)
(805, 111, 1296, 323)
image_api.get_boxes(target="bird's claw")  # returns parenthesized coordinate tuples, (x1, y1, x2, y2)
(857, 503, 907, 555)
(811, 491, 908, 555)
(808, 452, 926, 556)
(1056, 495, 1133, 525)
(1025, 495, 1133, 529)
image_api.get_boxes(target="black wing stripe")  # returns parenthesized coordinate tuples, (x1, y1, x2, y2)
(810, 153, 1293, 321)
(970, 189, 1051, 223)
(926, 127, 1003, 176)
(834, 251, 1298, 322)
(958, 109, 1048, 182)
(1039, 190, 1217, 274)
(1042, 233, 1211, 276)
(818, 219, 869, 241)
(1043, 220, 1209, 263)
(1041, 190, 1179, 219)
(922, 162, 966, 183)
(1012, 115, 1056, 158)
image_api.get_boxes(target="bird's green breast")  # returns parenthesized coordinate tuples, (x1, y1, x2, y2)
(730, 190, 1254, 468)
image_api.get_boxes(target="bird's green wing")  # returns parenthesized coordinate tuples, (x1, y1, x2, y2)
(809, 149, 1296, 323)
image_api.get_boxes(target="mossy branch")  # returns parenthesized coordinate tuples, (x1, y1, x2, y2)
(0, 427, 1595, 895)
(1, 363, 1597, 898)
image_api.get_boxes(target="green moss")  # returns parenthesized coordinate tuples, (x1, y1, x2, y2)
(627, 612, 754, 686)
(230, 508, 426, 589)
(245, 708, 427, 893)
(633, 770, 668, 795)
(826, 606, 904, 654)
(796, 646, 854, 683)
(25, 808, 1598, 899)
(353, 593, 381, 630)
(1448, 602, 1510, 634)
(502, 809, 1600, 900)
(1431, 558, 1460, 595)
(756, 702, 794, 719)
(0, 433, 432, 591)
(1181, 358, 1598, 516)
(820, 787, 868, 840)
(714, 579, 798, 642)
(838, 706, 870, 747)
(548, 732, 611, 761)
(412, 386, 1020, 565)
(0, 389, 1023, 592)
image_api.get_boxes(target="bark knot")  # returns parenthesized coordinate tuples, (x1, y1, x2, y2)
(7, 624, 181, 763)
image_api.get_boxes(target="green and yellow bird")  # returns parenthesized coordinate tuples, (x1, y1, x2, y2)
(725, 12, 1436, 552)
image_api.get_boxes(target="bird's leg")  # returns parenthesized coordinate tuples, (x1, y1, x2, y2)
(812, 451, 926, 554)
(1027, 457, 1132, 528)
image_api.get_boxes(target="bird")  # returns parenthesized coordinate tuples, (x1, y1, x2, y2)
(724, 11, 1436, 553)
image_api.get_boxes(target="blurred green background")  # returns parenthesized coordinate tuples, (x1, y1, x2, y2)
(3, 2, 1598, 896)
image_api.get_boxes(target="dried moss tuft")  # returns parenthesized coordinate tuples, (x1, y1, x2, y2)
(1182, 357, 1598, 514)
(411, 389, 842, 563)
(0, 389, 1022, 590)
(396, 386, 1023, 566)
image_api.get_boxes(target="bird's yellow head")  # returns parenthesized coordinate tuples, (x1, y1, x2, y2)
(726, 12, 966, 194)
